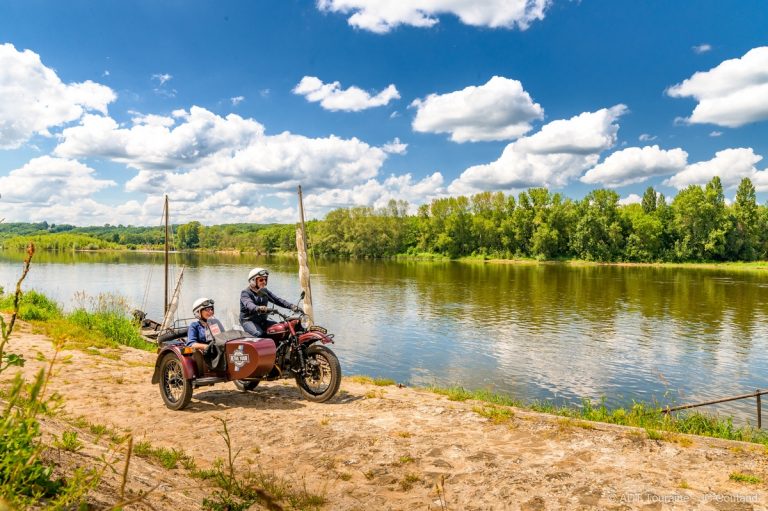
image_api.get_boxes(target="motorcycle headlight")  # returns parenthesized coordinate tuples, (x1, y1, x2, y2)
(300, 314, 311, 330)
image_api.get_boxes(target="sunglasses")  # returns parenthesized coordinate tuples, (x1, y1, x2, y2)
(201, 306, 214, 312)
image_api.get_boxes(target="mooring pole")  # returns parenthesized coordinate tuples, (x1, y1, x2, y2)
(757, 389, 762, 429)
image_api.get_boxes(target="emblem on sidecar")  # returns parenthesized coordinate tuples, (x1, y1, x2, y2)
(230, 345, 250, 372)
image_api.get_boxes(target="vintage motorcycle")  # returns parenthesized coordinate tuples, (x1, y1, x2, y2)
(151, 292, 341, 410)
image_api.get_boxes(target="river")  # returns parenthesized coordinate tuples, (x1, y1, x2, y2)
(1, 250, 767, 422)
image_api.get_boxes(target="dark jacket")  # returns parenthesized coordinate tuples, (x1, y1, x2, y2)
(239, 287, 293, 324)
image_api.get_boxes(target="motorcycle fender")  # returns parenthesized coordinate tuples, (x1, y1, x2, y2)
(151, 346, 197, 384)
(298, 331, 332, 345)
(226, 339, 276, 379)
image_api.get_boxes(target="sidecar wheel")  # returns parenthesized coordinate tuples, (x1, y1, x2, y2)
(159, 355, 192, 411)
(295, 345, 341, 403)
(233, 379, 260, 392)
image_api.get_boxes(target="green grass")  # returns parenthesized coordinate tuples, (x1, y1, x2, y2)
(729, 472, 762, 484)
(0, 290, 157, 354)
(424, 385, 768, 447)
(349, 375, 397, 386)
(472, 404, 515, 424)
(133, 441, 194, 470)
(0, 289, 62, 321)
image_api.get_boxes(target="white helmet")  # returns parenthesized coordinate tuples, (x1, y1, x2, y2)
(248, 267, 269, 282)
(192, 297, 214, 319)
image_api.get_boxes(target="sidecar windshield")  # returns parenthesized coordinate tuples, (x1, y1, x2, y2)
(213, 330, 256, 343)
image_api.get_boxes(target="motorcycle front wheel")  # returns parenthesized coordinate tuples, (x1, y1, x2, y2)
(295, 344, 341, 403)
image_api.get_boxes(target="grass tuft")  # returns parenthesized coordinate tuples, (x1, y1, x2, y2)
(54, 431, 84, 452)
(729, 472, 762, 484)
(473, 404, 514, 424)
(350, 375, 397, 386)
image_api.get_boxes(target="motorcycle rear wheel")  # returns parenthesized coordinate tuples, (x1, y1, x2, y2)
(159, 355, 193, 411)
(295, 344, 341, 403)
(233, 379, 260, 391)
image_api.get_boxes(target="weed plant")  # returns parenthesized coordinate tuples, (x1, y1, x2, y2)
(54, 431, 84, 452)
(198, 417, 327, 511)
(0, 245, 155, 508)
(0, 244, 103, 508)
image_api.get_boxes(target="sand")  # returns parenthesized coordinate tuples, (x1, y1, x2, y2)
(3, 323, 768, 510)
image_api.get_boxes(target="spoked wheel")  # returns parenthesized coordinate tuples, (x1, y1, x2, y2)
(295, 345, 341, 403)
(233, 379, 260, 392)
(159, 355, 193, 410)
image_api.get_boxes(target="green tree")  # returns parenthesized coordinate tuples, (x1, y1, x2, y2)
(571, 189, 625, 261)
(671, 185, 707, 260)
(622, 204, 662, 261)
(729, 177, 759, 260)
(176, 221, 201, 249)
(641, 186, 657, 214)
(702, 176, 728, 260)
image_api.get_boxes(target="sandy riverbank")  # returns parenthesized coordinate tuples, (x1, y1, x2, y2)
(3, 323, 768, 510)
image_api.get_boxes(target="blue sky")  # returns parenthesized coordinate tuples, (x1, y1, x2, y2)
(0, 0, 767, 225)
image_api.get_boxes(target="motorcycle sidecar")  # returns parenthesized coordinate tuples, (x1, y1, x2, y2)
(152, 331, 276, 411)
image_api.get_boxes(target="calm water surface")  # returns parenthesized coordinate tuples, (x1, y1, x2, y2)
(1, 250, 767, 422)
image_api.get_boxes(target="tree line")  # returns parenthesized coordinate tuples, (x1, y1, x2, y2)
(310, 176, 768, 262)
(2, 176, 768, 262)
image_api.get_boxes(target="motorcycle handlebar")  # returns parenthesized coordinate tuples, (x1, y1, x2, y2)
(262, 307, 302, 321)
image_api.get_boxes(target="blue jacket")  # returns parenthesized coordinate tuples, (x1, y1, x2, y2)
(186, 318, 225, 346)
(239, 287, 293, 324)
(186, 320, 209, 346)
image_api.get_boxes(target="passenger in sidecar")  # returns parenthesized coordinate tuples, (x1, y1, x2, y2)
(151, 298, 278, 410)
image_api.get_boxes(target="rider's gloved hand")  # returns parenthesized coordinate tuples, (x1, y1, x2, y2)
(257, 306, 269, 314)
(291, 304, 301, 312)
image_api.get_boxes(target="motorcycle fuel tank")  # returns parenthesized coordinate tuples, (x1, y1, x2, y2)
(225, 338, 276, 379)
(266, 322, 290, 342)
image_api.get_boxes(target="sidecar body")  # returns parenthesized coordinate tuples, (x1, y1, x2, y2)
(152, 328, 276, 410)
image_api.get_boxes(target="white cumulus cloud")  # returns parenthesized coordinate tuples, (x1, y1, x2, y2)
(304, 172, 445, 212)
(317, 0, 551, 33)
(53, 106, 396, 212)
(0, 156, 115, 204)
(448, 105, 627, 194)
(0, 43, 116, 149)
(663, 148, 768, 190)
(411, 76, 544, 143)
(382, 137, 407, 154)
(293, 76, 399, 111)
(667, 46, 768, 127)
(618, 193, 642, 205)
(581, 145, 688, 188)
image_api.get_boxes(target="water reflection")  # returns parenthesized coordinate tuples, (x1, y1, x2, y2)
(1, 251, 767, 422)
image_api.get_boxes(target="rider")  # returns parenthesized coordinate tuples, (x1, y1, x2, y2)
(186, 297, 218, 350)
(240, 267, 299, 337)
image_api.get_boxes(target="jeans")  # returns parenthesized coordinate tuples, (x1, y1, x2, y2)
(241, 319, 276, 338)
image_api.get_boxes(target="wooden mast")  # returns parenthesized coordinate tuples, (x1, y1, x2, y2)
(164, 194, 169, 315)
(296, 185, 314, 323)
